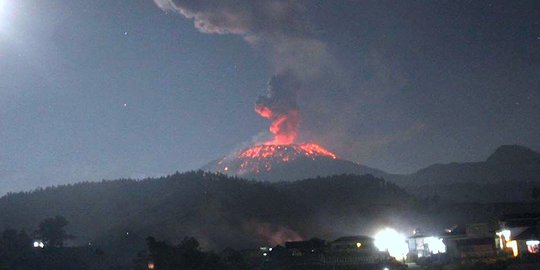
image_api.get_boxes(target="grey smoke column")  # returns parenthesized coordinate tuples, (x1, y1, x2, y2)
(153, 0, 329, 142)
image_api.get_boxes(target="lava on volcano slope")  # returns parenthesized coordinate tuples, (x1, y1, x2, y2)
(217, 143, 337, 175)
(214, 71, 340, 176)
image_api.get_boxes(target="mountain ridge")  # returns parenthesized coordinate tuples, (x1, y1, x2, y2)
(202, 144, 540, 202)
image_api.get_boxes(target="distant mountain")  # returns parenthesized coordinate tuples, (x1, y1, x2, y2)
(395, 145, 540, 202)
(0, 172, 413, 250)
(204, 144, 540, 202)
(202, 144, 389, 182)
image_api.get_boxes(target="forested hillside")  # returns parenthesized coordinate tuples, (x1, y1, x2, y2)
(0, 171, 414, 250)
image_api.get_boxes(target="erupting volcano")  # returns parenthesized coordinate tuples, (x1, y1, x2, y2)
(217, 143, 337, 175)
(203, 71, 387, 182)
(202, 142, 385, 182)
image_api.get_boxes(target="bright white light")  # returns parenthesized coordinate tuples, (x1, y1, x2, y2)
(526, 240, 540, 246)
(33, 241, 39, 248)
(425, 237, 446, 254)
(501, 229, 511, 240)
(0, 1, 6, 20)
(374, 228, 408, 260)
(0, 0, 12, 34)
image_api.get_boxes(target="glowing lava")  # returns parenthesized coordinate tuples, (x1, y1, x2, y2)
(213, 72, 338, 176)
(217, 143, 337, 175)
(255, 71, 301, 145)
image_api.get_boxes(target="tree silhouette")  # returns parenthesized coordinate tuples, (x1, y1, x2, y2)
(141, 236, 224, 270)
(34, 216, 73, 248)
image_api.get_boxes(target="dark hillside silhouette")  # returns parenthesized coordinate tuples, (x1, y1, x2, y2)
(0, 172, 414, 250)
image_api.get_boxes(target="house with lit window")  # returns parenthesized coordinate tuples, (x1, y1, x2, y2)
(266, 236, 406, 269)
(325, 236, 390, 266)
(442, 223, 496, 260)
(496, 213, 540, 258)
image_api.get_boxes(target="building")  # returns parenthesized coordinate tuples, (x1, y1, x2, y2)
(407, 233, 446, 261)
(325, 236, 389, 266)
(283, 238, 326, 266)
(496, 213, 540, 257)
(442, 223, 496, 260)
(266, 236, 405, 269)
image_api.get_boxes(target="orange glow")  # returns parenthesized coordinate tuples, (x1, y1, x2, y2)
(255, 105, 274, 119)
(506, 240, 518, 257)
(219, 143, 337, 175)
(255, 104, 300, 145)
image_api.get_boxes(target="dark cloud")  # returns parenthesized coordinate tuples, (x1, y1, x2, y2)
(154, 0, 331, 145)
(153, 0, 311, 40)
(153, 0, 329, 76)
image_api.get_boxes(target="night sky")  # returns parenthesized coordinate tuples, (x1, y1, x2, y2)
(0, 0, 539, 194)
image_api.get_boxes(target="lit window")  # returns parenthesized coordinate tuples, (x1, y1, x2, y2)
(526, 240, 540, 254)
(506, 240, 519, 257)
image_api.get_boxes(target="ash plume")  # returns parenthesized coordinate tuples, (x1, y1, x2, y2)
(256, 71, 300, 144)
(152, 0, 313, 43)
(153, 0, 329, 75)
(153, 0, 330, 145)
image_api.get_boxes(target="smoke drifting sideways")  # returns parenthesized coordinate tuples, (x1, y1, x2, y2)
(153, 0, 328, 143)
(255, 71, 301, 145)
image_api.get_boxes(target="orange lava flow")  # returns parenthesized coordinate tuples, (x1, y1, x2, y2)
(218, 143, 337, 175)
(239, 144, 337, 160)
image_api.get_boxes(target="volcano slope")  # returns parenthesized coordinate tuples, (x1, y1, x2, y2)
(202, 143, 389, 182)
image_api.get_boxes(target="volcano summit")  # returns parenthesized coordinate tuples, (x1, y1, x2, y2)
(202, 143, 387, 182)
(202, 72, 388, 181)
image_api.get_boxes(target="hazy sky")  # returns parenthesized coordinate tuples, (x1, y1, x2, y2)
(0, 0, 539, 193)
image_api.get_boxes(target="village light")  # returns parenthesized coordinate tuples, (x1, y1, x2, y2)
(373, 228, 408, 260)
(526, 240, 540, 246)
(506, 240, 519, 257)
(501, 229, 511, 240)
(424, 237, 446, 254)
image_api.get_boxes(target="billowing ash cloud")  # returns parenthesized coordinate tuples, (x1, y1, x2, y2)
(255, 71, 300, 145)
(153, 0, 311, 42)
(154, 0, 329, 145)
(153, 0, 329, 75)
